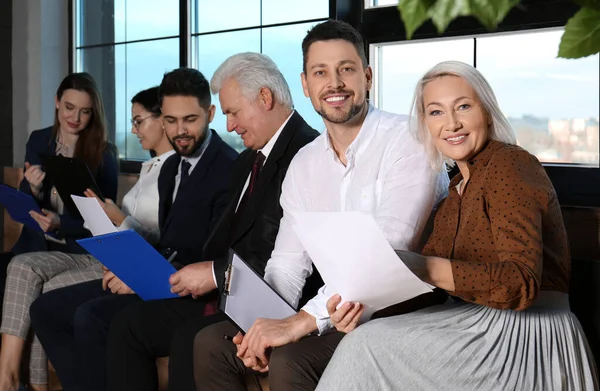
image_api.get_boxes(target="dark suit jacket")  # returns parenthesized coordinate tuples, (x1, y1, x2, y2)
(157, 130, 238, 267)
(203, 112, 320, 295)
(12, 127, 119, 255)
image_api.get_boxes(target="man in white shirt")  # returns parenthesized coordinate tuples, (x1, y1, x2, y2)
(105, 53, 320, 391)
(193, 20, 449, 391)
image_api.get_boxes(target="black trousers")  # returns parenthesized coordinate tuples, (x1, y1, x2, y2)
(193, 321, 345, 391)
(106, 294, 226, 391)
(29, 279, 141, 391)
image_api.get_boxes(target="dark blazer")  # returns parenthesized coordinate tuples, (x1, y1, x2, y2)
(157, 130, 238, 267)
(12, 126, 119, 255)
(204, 111, 320, 293)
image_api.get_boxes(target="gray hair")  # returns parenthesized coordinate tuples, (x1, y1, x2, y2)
(409, 60, 516, 171)
(210, 52, 293, 108)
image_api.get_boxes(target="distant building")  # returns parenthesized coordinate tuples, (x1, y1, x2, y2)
(507, 115, 599, 165)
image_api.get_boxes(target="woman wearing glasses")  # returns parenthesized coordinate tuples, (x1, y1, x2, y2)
(86, 86, 174, 250)
(0, 85, 172, 391)
(83, 86, 174, 296)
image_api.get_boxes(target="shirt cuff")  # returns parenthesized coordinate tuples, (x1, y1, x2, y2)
(118, 215, 139, 232)
(300, 303, 333, 335)
(314, 317, 333, 335)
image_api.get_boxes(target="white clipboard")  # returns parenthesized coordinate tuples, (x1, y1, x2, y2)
(219, 251, 297, 333)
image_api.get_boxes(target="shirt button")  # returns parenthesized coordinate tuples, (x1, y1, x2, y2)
(361, 194, 367, 199)
(53, 190, 57, 194)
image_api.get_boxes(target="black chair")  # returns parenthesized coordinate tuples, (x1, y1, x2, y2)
(570, 257, 600, 367)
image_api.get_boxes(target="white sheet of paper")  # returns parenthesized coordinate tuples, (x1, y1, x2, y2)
(225, 253, 297, 332)
(71, 195, 117, 237)
(293, 212, 433, 318)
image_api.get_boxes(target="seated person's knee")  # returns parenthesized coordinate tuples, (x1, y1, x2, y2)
(269, 344, 301, 376)
(194, 323, 228, 356)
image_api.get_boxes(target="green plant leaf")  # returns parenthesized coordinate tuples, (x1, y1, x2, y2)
(572, 0, 600, 11)
(399, 0, 520, 39)
(429, 0, 471, 33)
(469, 0, 520, 30)
(397, 0, 436, 39)
(558, 7, 600, 58)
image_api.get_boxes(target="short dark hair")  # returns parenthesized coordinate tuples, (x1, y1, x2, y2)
(301, 20, 367, 73)
(158, 68, 211, 109)
(131, 86, 161, 116)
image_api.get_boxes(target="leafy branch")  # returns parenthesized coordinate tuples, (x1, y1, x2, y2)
(397, 0, 600, 58)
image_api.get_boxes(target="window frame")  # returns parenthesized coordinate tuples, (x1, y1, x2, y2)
(69, 0, 337, 173)
(69, 0, 187, 173)
(70, 0, 599, 207)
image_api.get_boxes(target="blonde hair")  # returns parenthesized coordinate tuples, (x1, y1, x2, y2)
(409, 61, 516, 171)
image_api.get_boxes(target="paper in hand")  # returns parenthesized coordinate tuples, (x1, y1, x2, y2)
(71, 195, 117, 236)
(293, 211, 432, 318)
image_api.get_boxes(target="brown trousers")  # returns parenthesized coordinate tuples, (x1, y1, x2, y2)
(193, 321, 345, 391)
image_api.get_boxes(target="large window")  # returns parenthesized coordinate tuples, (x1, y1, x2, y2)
(76, 0, 180, 161)
(372, 28, 600, 167)
(190, 1, 328, 151)
(74, 0, 330, 162)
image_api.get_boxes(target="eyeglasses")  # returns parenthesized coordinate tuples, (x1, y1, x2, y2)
(130, 115, 154, 129)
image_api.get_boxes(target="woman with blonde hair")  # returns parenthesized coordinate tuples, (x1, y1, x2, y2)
(316, 61, 598, 390)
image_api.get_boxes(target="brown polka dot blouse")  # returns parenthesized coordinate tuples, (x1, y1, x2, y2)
(422, 140, 570, 311)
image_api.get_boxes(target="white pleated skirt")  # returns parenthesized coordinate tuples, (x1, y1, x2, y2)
(317, 292, 598, 391)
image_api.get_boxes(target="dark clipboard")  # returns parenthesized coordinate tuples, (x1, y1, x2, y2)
(219, 250, 297, 334)
(0, 184, 45, 232)
(41, 154, 104, 219)
(76, 230, 179, 301)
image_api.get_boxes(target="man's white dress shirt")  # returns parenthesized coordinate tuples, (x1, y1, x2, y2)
(234, 111, 292, 211)
(172, 131, 212, 202)
(263, 105, 449, 334)
(211, 111, 292, 285)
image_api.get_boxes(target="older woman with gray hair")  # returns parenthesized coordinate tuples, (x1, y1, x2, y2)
(316, 61, 598, 391)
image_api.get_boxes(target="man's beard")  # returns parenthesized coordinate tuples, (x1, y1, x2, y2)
(169, 122, 210, 157)
(315, 93, 366, 124)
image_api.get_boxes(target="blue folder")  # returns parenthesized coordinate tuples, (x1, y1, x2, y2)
(0, 184, 45, 233)
(77, 230, 178, 301)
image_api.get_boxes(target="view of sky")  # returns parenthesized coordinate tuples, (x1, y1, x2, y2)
(376, 29, 600, 120)
(78, 0, 328, 159)
(77, 1, 599, 165)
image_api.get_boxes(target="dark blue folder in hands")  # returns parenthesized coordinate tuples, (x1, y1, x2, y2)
(77, 230, 179, 301)
(0, 184, 45, 233)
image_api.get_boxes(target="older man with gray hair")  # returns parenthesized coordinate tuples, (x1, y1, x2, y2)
(105, 53, 320, 391)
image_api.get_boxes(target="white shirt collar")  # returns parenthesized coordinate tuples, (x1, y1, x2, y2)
(143, 149, 176, 166)
(323, 104, 378, 159)
(180, 130, 212, 174)
(259, 110, 294, 160)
